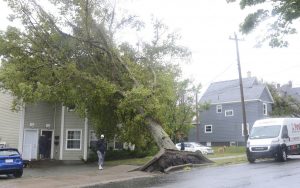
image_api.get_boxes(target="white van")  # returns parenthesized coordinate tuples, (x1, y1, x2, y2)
(247, 118, 300, 163)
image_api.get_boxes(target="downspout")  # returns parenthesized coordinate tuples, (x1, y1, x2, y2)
(51, 104, 56, 159)
(59, 105, 65, 160)
(18, 103, 25, 154)
(83, 116, 88, 161)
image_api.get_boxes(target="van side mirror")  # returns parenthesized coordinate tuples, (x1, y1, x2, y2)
(282, 133, 289, 139)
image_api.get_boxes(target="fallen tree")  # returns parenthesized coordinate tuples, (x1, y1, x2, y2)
(0, 0, 211, 170)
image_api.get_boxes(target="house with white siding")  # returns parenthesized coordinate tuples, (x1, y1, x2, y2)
(0, 90, 100, 161)
(0, 91, 22, 150)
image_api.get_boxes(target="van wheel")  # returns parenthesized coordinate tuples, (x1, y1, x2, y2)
(277, 148, 287, 162)
(247, 155, 256, 163)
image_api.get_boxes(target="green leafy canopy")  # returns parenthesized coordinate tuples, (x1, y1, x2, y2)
(0, 0, 195, 147)
(228, 0, 300, 47)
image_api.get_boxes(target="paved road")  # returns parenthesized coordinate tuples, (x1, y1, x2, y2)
(100, 156, 300, 188)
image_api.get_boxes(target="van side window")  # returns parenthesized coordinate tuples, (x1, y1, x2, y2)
(281, 125, 289, 139)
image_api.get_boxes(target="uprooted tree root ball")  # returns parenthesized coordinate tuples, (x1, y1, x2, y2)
(138, 149, 213, 173)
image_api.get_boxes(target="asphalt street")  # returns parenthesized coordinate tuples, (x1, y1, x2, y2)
(100, 156, 300, 188)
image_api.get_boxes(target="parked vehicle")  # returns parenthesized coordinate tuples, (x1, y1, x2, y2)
(176, 142, 214, 154)
(247, 118, 300, 163)
(0, 148, 23, 177)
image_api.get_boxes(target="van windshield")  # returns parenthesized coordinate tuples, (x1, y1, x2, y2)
(250, 125, 281, 139)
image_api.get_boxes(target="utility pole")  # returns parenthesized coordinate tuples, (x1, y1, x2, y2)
(229, 33, 248, 143)
(195, 90, 199, 143)
(193, 84, 201, 143)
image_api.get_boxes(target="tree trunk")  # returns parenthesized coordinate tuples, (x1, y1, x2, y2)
(138, 116, 213, 173)
(146, 117, 177, 150)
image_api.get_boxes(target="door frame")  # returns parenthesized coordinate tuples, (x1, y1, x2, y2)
(23, 129, 39, 160)
(41, 129, 54, 159)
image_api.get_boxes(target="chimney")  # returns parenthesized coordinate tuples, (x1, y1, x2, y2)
(247, 71, 251, 78)
(288, 80, 292, 88)
(277, 83, 281, 89)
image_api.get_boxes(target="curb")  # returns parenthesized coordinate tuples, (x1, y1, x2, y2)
(164, 163, 212, 173)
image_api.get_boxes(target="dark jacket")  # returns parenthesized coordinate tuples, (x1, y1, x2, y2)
(97, 139, 106, 154)
(180, 141, 185, 151)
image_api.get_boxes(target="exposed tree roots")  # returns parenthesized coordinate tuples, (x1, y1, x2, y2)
(138, 149, 214, 173)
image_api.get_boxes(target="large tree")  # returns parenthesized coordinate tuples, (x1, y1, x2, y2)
(228, 0, 300, 47)
(268, 83, 300, 117)
(0, 0, 193, 150)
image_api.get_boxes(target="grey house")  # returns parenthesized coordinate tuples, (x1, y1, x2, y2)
(0, 91, 22, 150)
(189, 77, 274, 146)
(0, 90, 105, 161)
(278, 81, 300, 101)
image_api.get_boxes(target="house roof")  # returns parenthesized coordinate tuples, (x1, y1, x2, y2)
(279, 85, 300, 101)
(200, 77, 273, 104)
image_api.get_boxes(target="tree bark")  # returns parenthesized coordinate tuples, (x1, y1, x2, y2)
(146, 117, 177, 150)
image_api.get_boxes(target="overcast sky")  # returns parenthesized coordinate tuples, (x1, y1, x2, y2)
(120, 0, 300, 88)
(1, 0, 300, 90)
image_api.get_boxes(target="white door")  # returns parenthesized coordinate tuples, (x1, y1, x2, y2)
(23, 129, 38, 160)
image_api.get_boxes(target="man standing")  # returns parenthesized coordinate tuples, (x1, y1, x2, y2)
(180, 139, 185, 151)
(97, 134, 106, 170)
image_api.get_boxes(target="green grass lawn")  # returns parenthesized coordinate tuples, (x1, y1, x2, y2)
(104, 146, 247, 168)
(212, 156, 247, 166)
(207, 146, 246, 158)
(206, 146, 247, 166)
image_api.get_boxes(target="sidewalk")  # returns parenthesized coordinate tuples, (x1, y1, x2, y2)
(0, 155, 246, 188)
(0, 164, 156, 188)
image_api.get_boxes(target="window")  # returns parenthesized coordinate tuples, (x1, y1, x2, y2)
(263, 103, 267, 115)
(205, 125, 213, 133)
(242, 123, 250, 136)
(216, 105, 222, 113)
(225, 110, 234, 117)
(281, 125, 289, 139)
(66, 129, 82, 150)
(250, 125, 281, 139)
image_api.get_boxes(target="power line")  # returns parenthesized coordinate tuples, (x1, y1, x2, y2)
(201, 62, 236, 89)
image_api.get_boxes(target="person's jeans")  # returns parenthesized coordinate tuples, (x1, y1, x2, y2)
(97, 151, 105, 166)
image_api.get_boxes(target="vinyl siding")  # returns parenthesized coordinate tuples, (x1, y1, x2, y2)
(0, 91, 21, 148)
(62, 109, 85, 160)
(189, 100, 271, 144)
(260, 87, 273, 103)
(24, 102, 55, 130)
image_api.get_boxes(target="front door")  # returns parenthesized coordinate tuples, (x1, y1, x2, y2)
(23, 129, 38, 160)
(40, 130, 53, 159)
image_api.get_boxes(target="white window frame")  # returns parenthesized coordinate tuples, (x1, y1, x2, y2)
(205, 125, 213, 133)
(263, 103, 267, 115)
(65, 129, 82, 150)
(225, 110, 234, 117)
(216, 105, 222, 113)
(242, 123, 250, 136)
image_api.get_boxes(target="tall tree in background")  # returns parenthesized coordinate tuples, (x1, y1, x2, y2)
(227, 0, 300, 47)
(268, 83, 300, 117)
(0, 0, 192, 150)
(163, 80, 196, 143)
